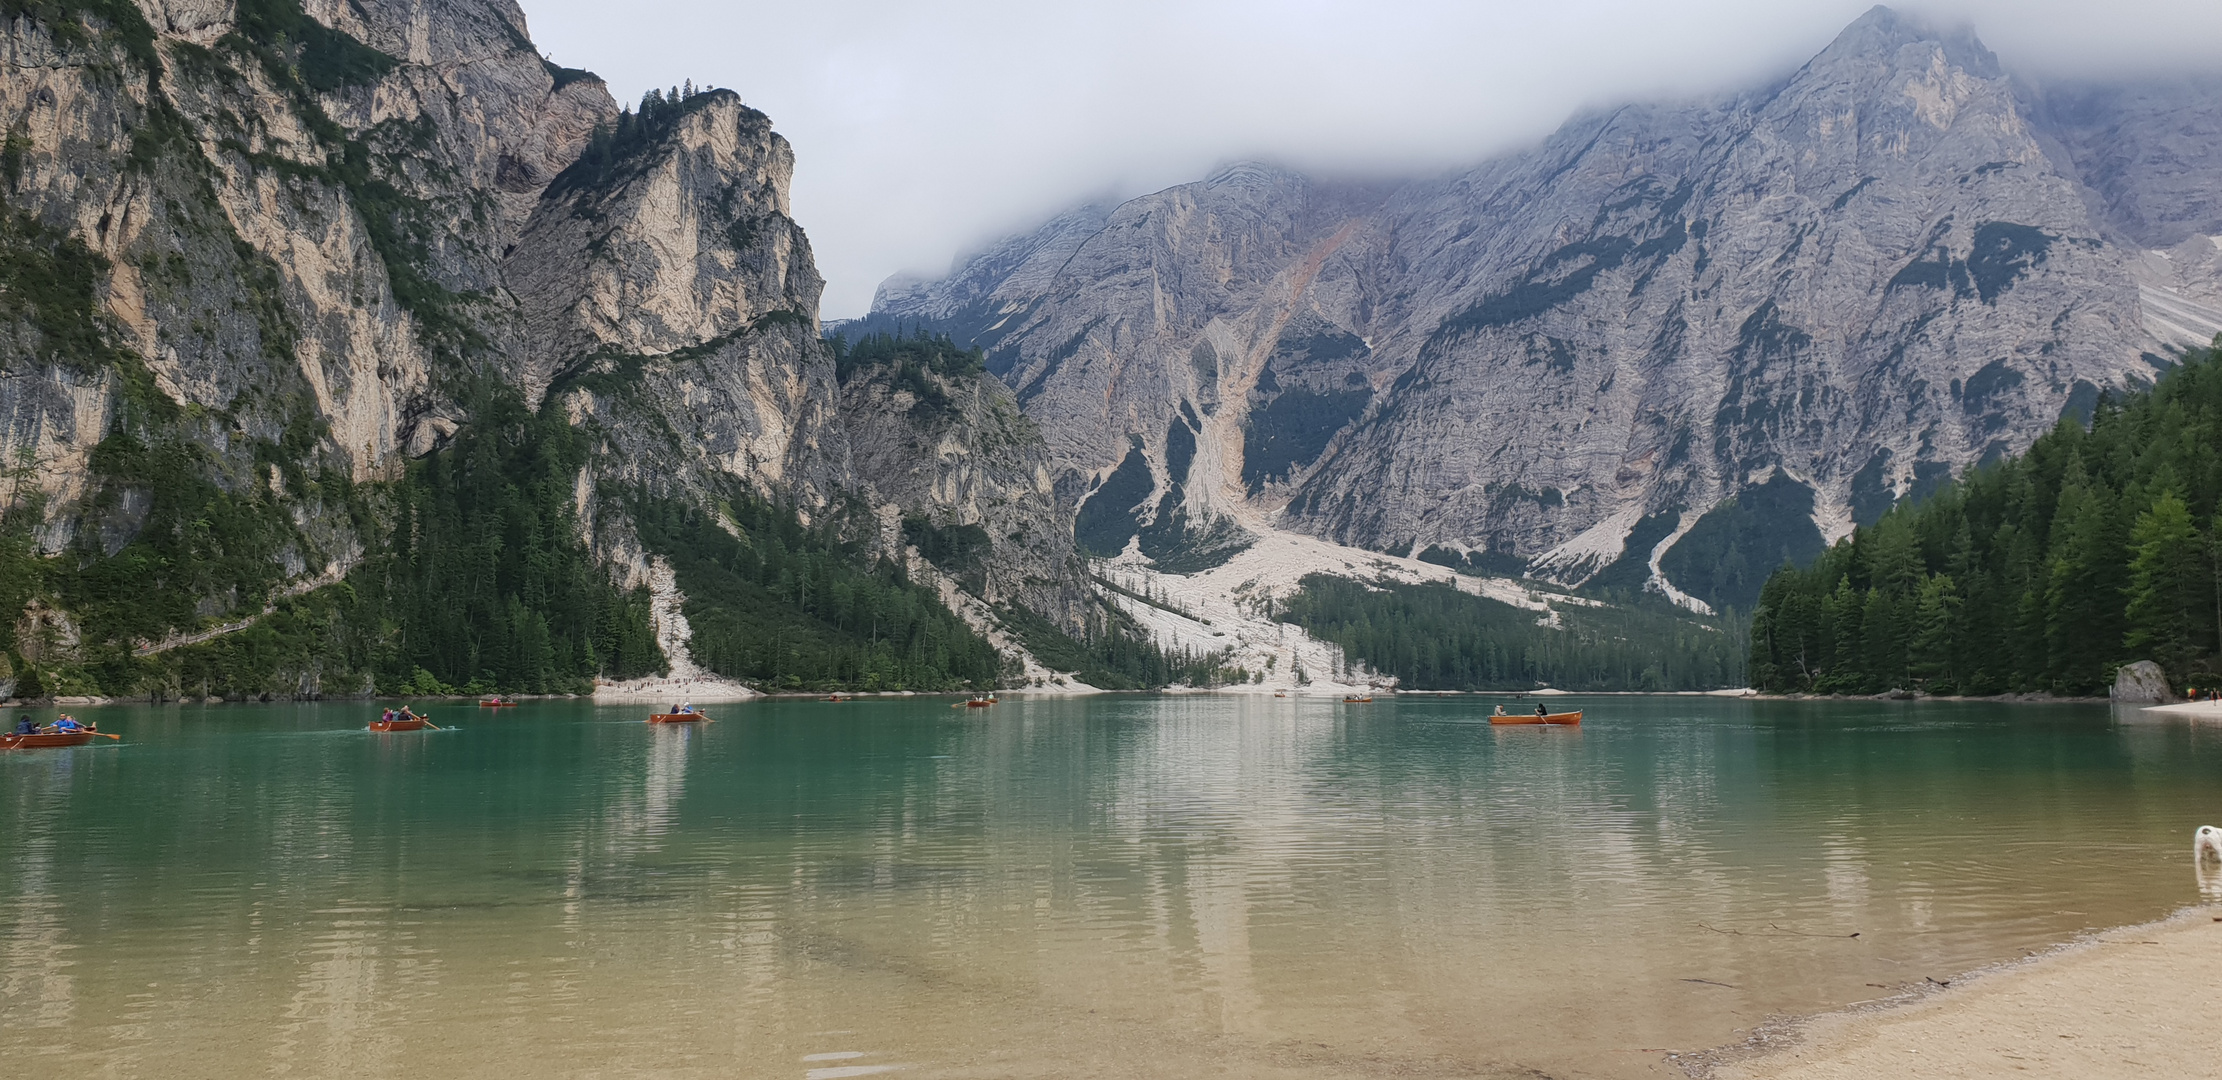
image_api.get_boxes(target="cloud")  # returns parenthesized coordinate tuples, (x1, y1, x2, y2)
(516, 1, 2222, 318)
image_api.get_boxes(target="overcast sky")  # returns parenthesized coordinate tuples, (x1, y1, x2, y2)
(516, 1, 2222, 318)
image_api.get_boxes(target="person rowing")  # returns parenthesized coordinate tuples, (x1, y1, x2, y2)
(1535, 702, 1549, 719)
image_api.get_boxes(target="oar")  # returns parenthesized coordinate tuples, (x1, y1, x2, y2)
(89, 730, 121, 740)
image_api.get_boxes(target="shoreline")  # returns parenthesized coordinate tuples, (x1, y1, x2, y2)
(1701, 904, 2222, 1078)
(9, 687, 2152, 708)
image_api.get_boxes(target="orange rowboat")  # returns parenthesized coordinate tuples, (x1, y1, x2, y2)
(370, 716, 429, 731)
(1342, 696, 1373, 704)
(1, 730, 97, 749)
(1490, 710, 1583, 726)
(478, 700, 519, 708)
(648, 712, 706, 723)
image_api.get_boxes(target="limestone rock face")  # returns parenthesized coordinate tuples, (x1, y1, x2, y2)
(0, 0, 1087, 653)
(876, 6, 2222, 609)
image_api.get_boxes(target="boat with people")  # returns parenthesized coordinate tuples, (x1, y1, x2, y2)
(1, 730, 97, 749)
(1343, 695, 1373, 704)
(1489, 705, 1582, 726)
(959, 694, 997, 708)
(648, 703, 707, 723)
(4, 713, 111, 749)
(371, 707, 434, 732)
(478, 697, 519, 708)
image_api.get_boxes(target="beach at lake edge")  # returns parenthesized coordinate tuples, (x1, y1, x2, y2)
(1716, 908, 2222, 1079)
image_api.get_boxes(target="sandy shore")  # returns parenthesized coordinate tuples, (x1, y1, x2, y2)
(1713, 909, 2222, 1079)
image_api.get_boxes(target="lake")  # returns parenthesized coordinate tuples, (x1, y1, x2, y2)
(4, 695, 2218, 1078)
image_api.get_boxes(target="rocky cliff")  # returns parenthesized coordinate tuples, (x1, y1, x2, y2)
(873, 6, 2222, 615)
(0, 0, 1084, 697)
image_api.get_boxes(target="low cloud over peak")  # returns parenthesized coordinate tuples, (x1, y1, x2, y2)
(519, 0, 2222, 318)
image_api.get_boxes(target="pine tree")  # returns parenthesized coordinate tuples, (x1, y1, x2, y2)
(2124, 490, 2207, 681)
(1909, 573, 1961, 688)
(2043, 457, 2127, 692)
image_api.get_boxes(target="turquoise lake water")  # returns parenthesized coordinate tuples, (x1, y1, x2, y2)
(4, 695, 2219, 1078)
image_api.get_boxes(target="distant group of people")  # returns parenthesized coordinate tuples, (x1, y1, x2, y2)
(380, 706, 425, 724)
(2191, 687, 2212, 702)
(667, 702, 695, 715)
(11, 713, 90, 736)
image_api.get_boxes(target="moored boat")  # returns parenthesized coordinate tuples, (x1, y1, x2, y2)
(1, 730, 97, 749)
(1489, 710, 1583, 726)
(648, 712, 706, 723)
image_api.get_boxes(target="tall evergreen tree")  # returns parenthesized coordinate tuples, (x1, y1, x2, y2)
(2124, 490, 2208, 679)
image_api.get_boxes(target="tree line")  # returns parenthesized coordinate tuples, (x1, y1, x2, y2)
(1749, 341, 2222, 696)
(1278, 574, 1747, 691)
(630, 488, 1006, 692)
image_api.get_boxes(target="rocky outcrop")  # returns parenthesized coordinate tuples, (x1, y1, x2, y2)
(2113, 660, 2176, 704)
(0, 0, 1089, 686)
(876, 6, 2222, 614)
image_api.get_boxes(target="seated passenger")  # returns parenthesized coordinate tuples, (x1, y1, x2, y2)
(54, 715, 82, 732)
(12, 716, 35, 736)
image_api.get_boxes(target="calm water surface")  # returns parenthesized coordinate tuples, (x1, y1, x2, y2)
(4, 696, 2220, 1079)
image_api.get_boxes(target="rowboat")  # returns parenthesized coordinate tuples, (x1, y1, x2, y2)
(1489, 710, 1583, 726)
(647, 712, 706, 723)
(1343, 696, 1373, 704)
(1, 730, 96, 749)
(370, 716, 429, 732)
(963, 697, 996, 708)
(478, 699, 518, 708)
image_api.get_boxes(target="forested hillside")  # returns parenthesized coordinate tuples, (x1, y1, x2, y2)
(1280, 575, 1746, 691)
(1749, 341, 2222, 696)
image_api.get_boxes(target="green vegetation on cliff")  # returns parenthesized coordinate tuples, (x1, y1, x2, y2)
(631, 489, 1001, 692)
(996, 601, 1245, 691)
(1748, 341, 2222, 696)
(353, 388, 664, 695)
(1277, 575, 1746, 691)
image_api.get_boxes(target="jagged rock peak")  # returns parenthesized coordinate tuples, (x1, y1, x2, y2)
(1811, 5, 2001, 79)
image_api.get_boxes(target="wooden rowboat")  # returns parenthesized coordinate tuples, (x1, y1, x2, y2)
(1, 730, 96, 749)
(478, 700, 518, 708)
(370, 716, 429, 731)
(1343, 696, 1373, 704)
(963, 697, 996, 708)
(647, 712, 706, 724)
(1489, 710, 1583, 726)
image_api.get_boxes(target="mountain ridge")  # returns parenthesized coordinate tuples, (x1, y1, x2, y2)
(871, 4, 2222, 616)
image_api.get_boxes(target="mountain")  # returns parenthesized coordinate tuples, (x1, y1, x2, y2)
(870, 6, 2222, 616)
(0, 0, 1092, 698)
